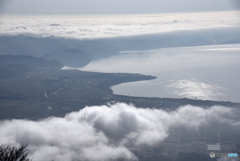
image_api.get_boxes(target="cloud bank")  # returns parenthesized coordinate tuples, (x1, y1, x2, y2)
(0, 103, 240, 161)
(0, 11, 239, 39)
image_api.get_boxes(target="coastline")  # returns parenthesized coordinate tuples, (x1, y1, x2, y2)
(0, 69, 239, 120)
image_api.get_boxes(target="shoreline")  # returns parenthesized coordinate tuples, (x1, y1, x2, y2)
(0, 69, 240, 120)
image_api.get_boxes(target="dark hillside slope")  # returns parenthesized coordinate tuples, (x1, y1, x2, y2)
(0, 55, 63, 79)
(0, 55, 63, 69)
(0, 66, 16, 79)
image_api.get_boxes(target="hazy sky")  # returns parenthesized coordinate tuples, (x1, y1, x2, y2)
(0, 0, 239, 15)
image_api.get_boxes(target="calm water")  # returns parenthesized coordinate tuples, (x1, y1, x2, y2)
(71, 44, 240, 102)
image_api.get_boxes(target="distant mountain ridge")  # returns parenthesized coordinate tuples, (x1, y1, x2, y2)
(1, 27, 240, 60)
(43, 48, 92, 67)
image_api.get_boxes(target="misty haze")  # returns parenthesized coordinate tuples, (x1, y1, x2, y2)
(0, 1, 240, 161)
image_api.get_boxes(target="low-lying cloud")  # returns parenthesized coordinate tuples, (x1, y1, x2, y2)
(0, 103, 240, 161)
(0, 11, 239, 39)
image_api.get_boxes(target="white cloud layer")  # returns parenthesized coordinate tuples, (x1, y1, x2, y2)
(0, 103, 239, 161)
(0, 11, 240, 39)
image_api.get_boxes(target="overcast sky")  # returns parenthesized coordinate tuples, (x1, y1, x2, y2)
(0, 0, 239, 15)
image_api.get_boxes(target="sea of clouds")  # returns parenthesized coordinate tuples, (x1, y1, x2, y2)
(0, 11, 239, 39)
(0, 103, 240, 161)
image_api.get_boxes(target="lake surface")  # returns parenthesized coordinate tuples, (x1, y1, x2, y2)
(68, 44, 240, 102)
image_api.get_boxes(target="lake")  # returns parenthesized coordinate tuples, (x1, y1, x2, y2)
(66, 44, 240, 102)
